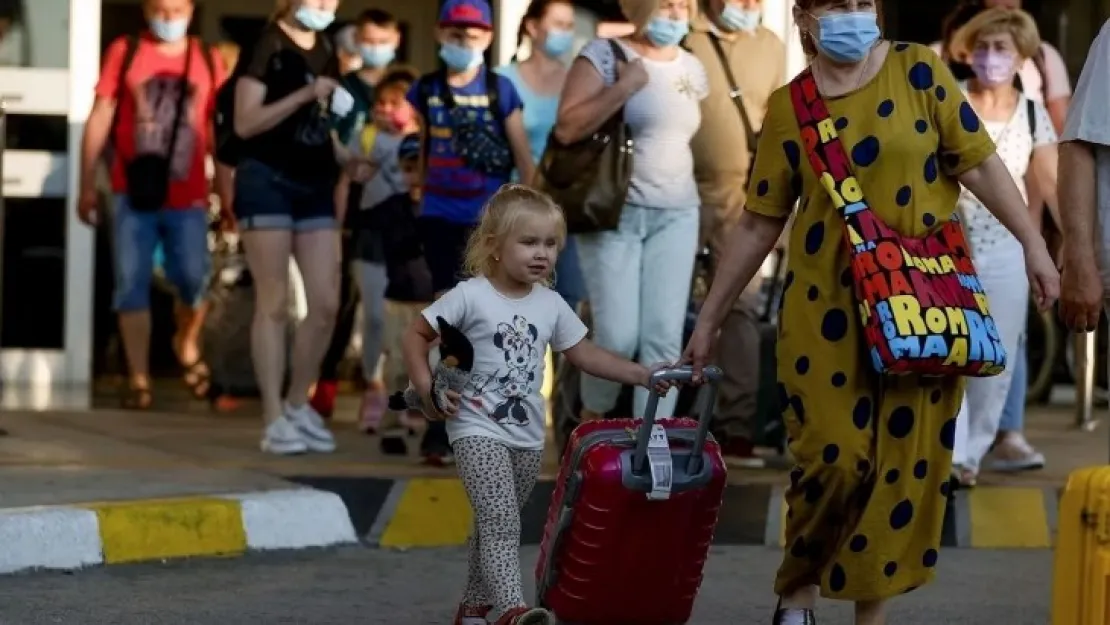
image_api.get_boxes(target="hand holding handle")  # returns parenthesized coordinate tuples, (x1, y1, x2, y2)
(634, 364, 723, 475)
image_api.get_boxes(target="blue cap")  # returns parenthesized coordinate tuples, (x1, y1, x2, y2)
(398, 133, 421, 161)
(438, 0, 493, 29)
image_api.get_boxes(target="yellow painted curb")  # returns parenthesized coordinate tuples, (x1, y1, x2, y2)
(88, 497, 247, 564)
(968, 487, 1051, 549)
(379, 479, 472, 548)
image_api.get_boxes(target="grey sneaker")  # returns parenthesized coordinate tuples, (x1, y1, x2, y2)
(284, 402, 337, 453)
(260, 416, 308, 455)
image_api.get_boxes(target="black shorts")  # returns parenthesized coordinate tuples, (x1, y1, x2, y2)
(419, 216, 475, 294)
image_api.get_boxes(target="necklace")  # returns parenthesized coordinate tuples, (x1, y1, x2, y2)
(815, 42, 877, 97)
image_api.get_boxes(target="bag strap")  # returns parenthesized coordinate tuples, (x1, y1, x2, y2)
(484, 69, 504, 125)
(108, 35, 142, 149)
(163, 39, 195, 169)
(788, 69, 869, 221)
(707, 33, 758, 153)
(1025, 97, 1036, 143)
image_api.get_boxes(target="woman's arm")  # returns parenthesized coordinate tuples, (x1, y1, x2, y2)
(696, 210, 788, 335)
(562, 340, 650, 387)
(553, 55, 644, 145)
(233, 76, 316, 139)
(504, 110, 535, 183)
(1029, 144, 1062, 227)
(957, 153, 1042, 247)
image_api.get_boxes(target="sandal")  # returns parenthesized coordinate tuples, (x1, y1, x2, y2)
(180, 359, 211, 400)
(121, 384, 153, 410)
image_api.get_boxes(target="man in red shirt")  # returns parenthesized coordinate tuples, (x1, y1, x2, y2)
(78, 0, 228, 409)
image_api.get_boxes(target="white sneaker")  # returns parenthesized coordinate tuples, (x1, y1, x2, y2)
(284, 401, 337, 453)
(260, 416, 309, 455)
(985, 433, 1045, 473)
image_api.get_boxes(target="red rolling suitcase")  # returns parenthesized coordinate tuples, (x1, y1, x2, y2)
(535, 365, 728, 625)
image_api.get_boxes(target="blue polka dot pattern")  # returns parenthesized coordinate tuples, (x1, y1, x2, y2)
(884, 562, 898, 577)
(935, 85, 947, 102)
(805, 222, 825, 255)
(924, 153, 938, 183)
(940, 418, 956, 450)
(887, 406, 915, 438)
(915, 119, 928, 134)
(796, 356, 811, 374)
(822, 443, 839, 463)
(821, 309, 849, 342)
(923, 213, 937, 227)
(852, 396, 872, 430)
(896, 185, 912, 207)
(807, 285, 819, 301)
(908, 62, 934, 90)
(757, 179, 770, 196)
(852, 136, 881, 167)
(829, 563, 847, 592)
(783, 140, 801, 170)
(913, 459, 929, 479)
(923, 548, 938, 567)
(895, 42, 909, 51)
(890, 499, 914, 530)
(849, 535, 868, 552)
(832, 372, 847, 387)
(835, 117, 849, 130)
(885, 468, 900, 484)
(877, 99, 895, 117)
(959, 101, 981, 132)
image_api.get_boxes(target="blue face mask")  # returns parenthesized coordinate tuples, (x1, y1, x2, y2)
(294, 6, 335, 32)
(360, 44, 396, 68)
(541, 30, 575, 58)
(644, 17, 689, 47)
(149, 18, 188, 42)
(720, 5, 761, 33)
(814, 11, 880, 63)
(439, 42, 484, 72)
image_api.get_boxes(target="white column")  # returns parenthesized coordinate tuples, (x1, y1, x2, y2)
(493, 0, 531, 66)
(64, 0, 101, 385)
(761, 0, 807, 81)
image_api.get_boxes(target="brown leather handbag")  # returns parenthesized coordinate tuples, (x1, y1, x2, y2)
(535, 40, 633, 234)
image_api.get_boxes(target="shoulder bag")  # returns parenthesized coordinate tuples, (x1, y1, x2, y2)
(788, 68, 1006, 377)
(534, 39, 633, 234)
(125, 38, 196, 211)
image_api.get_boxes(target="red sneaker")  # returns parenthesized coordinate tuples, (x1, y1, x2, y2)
(309, 380, 338, 420)
(453, 604, 492, 624)
(493, 606, 554, 625)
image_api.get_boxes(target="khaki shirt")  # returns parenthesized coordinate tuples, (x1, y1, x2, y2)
(686, 17, 785, 248)
(686, 16, 785, 309)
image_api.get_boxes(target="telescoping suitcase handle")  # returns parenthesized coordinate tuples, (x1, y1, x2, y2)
(633, 364, 724, 477)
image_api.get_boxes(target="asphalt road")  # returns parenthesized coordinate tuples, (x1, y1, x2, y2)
(0, 546, 1051, 624)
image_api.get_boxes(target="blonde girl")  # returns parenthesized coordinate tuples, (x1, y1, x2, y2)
(401, 184, 670, 625)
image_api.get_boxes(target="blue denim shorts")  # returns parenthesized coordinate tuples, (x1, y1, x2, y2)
(112, 195, 211, 312)
(233, 158, 337, 231)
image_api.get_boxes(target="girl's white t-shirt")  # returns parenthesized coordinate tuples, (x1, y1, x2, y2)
(423, 277, 588, 451)
(957, 83, 1057, 253)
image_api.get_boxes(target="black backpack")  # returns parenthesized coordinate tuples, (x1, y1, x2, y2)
(214, 34, 334, 167)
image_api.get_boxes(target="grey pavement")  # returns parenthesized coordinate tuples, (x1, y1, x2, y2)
(0, 546, 1051, 624)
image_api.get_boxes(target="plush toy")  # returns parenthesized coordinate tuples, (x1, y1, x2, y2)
(388, 316, 474, 419)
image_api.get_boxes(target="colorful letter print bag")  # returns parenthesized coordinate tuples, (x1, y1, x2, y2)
(788, 70, 1006, 378)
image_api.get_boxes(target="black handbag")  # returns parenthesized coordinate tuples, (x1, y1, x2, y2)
(125, 39, 195, 211)
(535, 40, 633, 234)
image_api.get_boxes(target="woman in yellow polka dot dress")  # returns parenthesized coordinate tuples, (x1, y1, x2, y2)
(683, 0, 1060, 624)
